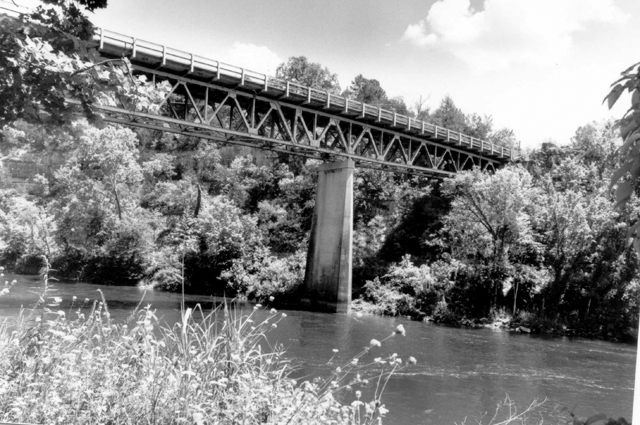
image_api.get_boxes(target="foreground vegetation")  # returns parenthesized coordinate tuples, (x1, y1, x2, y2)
(0, 267, 419, 424)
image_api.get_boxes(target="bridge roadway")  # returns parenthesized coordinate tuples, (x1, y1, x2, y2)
(89, 28, 511, 178)
(3, 1, 513, 312)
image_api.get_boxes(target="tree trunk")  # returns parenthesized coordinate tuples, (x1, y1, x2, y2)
(513, 280, 519, 317)
(194, 184, 201, 218)
(113, 185, 122, 221)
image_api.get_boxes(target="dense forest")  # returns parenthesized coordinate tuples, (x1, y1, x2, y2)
(1, 0, 639, 342)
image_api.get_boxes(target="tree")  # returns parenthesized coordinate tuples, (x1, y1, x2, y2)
(275, 56, 341, 94)
(440, 166, 543, 312)
(55, 124, 143, 221)
(430, 96, 467, 133)
(345, 74, 387, 103)
(0, 0, 168, 133)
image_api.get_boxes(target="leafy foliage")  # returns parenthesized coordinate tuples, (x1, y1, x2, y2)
(276, 56, 341, 94)
(606, 62, 640, 253)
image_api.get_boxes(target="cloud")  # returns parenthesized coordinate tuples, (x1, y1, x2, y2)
(223, 43, 282, 76)
(402, 0, 629, 71)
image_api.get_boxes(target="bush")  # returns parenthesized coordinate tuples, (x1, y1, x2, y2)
(355, 255, 457, 318)
(222, 247, 306, 303)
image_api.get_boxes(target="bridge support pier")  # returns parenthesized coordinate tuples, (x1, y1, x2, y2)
(303, 159, 354, 313)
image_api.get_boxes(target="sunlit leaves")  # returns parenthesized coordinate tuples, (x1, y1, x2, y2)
(607, 62, 640, 234)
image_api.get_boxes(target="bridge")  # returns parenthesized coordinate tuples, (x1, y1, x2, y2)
(2, 2, 513, 312)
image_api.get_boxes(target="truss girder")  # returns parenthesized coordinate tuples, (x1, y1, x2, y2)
(85, 66, 502, 177)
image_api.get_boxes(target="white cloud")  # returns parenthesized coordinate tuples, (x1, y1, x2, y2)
(222, 42, 282, 76)
(402, 0, 629, 71)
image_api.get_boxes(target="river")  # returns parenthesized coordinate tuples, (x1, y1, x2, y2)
(0, 273, 635, 424)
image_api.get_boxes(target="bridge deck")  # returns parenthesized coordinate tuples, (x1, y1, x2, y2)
(94, 29, 513, 162)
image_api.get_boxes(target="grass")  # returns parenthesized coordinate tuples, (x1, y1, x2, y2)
(0, 265, 417, 424)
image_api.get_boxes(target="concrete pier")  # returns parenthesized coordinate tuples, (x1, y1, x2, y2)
(303, 159, 354, 313)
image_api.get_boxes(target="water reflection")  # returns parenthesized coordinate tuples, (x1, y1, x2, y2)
(0, 273, 635, 424)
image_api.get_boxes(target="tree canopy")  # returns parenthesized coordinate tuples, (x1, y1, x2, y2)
(275, 56, 341, 94)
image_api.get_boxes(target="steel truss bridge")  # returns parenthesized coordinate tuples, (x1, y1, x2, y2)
(0, 0, 513, 177)
(87, 29, 512, 178)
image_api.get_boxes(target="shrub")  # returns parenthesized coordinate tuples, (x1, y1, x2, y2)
(222, 247, 306, 303)
(355, 255, 457, 317)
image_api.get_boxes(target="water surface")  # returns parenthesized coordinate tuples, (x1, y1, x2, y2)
(0, 273, 635, 424)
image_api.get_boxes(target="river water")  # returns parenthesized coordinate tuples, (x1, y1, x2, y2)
(0, 273, 635, 424)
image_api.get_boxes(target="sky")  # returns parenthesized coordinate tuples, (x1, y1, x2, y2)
(33, 0, 640, 149)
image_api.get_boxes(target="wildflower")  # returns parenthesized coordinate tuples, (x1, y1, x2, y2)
(332, 348, 339, 353)
(0, 266, 4, 270)
(356, 312, 363, 318)
(84, 298, 89, 302)
(378, 405, 389, 415)
(336, 367, 342, 373)
(72, 296, 77, 300)
(409, 356, 417, 365)
(270, 308, 277, 314)
(256, 303, 262, 308)
(0, 288, 8, 296)
(331, 381, 338, 388)
(395, 324, 406, 336)
(0, 273, 3, 277)
(271, 323, 277, 328)
(57, 310, 65, 318)
(246, 319, 253, 323)
(281, 313, 287, 318)
(369, 338, 381, 348)
(391, 353, 397, 359)
(395, 358, 402, 365)
(355, 390, 362, 399)
(269, 296, 275, 301)
(374, 357, 382, 363)
(362, 379, 369, 385)
(351, 358, 358, 366)
(11, 279, 16, 285)
(351, 400, 363, 407)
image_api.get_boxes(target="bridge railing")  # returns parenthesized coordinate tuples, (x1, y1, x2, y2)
(95, 28, 514, 161)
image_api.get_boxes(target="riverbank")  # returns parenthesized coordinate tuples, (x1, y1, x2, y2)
(425, 314, 638, 342)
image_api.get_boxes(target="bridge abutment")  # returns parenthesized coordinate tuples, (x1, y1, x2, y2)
(303, 159, 354, 313)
